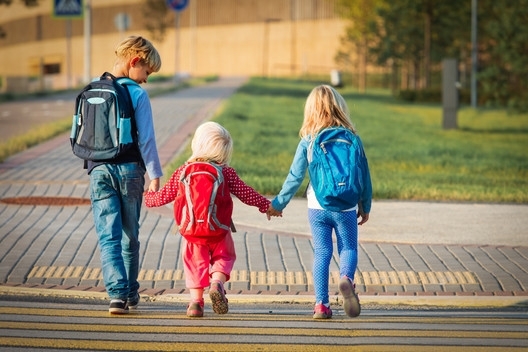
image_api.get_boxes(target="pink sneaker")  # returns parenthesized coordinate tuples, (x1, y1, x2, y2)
(339, 276, 361, 317)
(187, 299, 204, 317)
(209, 280, 229, 314)
(313, 303, 333, 319)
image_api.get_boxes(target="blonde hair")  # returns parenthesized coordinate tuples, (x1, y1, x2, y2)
(189, 122, 233, 165)
(115, 36, 162, 72)
(299, 85, 356, 139)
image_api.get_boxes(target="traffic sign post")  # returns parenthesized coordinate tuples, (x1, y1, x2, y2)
(166, 0, 189, 12)
(166, 0, 189, 82)
(53, 0, 84, 89)
(114, 12, 131, 39)
(53, 0, 83, 19)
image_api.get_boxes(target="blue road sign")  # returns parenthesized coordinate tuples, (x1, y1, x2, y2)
(166, 0, 189, 12)
(53, 0, 83, 19)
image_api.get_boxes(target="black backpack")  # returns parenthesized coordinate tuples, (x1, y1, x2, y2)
(70, 72, 137, 162)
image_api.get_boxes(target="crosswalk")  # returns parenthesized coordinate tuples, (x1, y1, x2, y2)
(1, 299, 527, 351)
(26, 266, 479, 292)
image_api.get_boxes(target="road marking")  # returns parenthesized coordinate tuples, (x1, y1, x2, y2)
(1, 320, 527, 339)
(27, 266, 478, 287)
(3, 337, 525, 352)
(1, 305, 527, 351)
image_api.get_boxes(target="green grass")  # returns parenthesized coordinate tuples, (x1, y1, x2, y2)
(168, 77, 528, 203)
(0, 76, 218, 163)
(3, 76, 526, 203)
(0, 118, 73, 163)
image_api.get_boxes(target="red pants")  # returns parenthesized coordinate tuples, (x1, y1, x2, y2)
(182, 232, 236, 289)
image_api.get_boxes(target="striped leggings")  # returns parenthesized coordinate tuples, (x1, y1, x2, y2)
(308, 208, 358, 304)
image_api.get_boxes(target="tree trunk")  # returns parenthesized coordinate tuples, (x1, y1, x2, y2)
(422, 12, 431, 89)
(358, 41, 367, 93)
(391, 60, 399, 93)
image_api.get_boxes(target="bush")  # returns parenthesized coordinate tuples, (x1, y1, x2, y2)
(397, 88, 471, 105)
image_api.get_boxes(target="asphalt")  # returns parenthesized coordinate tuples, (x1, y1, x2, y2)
(0, 77, 527, 309)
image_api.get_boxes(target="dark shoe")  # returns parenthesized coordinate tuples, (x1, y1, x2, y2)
(339, 276, 361, 317)
(209, 281, 229, 314)
(187, 299, 204, 317)
(128, 292, 140, 310)
(109, 299, 128, 314)
(313, 303, 333, 319)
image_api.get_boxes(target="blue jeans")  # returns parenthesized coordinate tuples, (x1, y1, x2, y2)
(90, 162, 145, 300)
(308, 208, 358, 304)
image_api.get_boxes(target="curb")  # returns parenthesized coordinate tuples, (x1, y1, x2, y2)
(1, 285, 526, 309)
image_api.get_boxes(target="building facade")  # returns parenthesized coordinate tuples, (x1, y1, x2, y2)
(0, 0, 348, 93)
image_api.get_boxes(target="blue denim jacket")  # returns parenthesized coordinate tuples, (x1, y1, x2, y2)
(271, 137, 310, 212)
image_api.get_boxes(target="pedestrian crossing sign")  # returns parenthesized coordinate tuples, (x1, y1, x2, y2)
(53, 0, 83, 19)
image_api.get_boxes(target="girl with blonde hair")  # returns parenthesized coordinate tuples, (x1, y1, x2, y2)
(145, 121, 270, 317)
(268, 85, 372, 319)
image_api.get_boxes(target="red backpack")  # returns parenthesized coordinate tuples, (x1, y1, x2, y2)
(173, 162, 233, 244)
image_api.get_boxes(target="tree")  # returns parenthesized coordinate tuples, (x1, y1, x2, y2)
(335, 0, 383, 92)
(143, 0, 172, 43)
(371, 1, 424, 90)
(0, 0, 39, 5)
(478, 1, 528, 111)
(338, 0, 472, 92)
(0, 0, 40, 39)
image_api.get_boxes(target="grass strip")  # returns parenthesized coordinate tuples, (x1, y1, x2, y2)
(169, 77, 528, 203)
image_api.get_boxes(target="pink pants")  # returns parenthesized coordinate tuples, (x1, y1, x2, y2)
(181, 232, 236, 289)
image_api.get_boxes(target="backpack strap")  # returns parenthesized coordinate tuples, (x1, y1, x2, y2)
(307, 135, 316, 163)
(101, 71, 117, 80)
(114, 76, 137, 113)
(100, 76, 140, 154)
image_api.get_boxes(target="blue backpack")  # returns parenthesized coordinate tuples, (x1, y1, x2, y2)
(307, 127, 364, 211)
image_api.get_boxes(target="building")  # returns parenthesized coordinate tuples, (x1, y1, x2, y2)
(0, 0, 347, 93)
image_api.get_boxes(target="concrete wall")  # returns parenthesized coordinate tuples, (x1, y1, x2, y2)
(0, 0, 348, 92)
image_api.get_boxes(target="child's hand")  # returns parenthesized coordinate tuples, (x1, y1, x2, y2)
(266, 205, 282, 220)
(357, 211, 369, 225)
(148, 178, 160, 192)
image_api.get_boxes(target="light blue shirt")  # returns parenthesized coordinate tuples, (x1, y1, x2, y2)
(120, 79, 163, 180)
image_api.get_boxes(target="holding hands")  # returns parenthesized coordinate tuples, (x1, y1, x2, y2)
(357, 203, 370, 225)
(266, 205, 282, 220)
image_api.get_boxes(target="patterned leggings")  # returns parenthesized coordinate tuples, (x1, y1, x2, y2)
(308, 208, 358, 304)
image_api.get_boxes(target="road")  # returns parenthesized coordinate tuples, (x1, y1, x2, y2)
(0, 296, 527, 351)
(0, 92, 75, 141)
(1, 78, 527, 351)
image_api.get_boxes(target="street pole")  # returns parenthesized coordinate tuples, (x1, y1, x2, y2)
(190, 0, 196, 75)
(66, 19, 72, 88)
(471, 0, 477, 108)
(83, 0, 92, 84)
(174, 11, 180, 82)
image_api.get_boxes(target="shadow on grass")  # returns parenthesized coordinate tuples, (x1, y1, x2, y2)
(238, 77, 399, 105)
(237, 78, 317, 99)
(459, 126, 528, 135)
(340, 91, 398, 105)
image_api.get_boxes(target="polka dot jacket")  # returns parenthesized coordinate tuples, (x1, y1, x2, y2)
(144, 162, 270, 213)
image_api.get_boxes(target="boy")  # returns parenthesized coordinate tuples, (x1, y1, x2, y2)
(88, 36, 163, 314)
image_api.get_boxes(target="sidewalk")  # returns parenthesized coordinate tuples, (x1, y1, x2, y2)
(1, 77, 527, 308)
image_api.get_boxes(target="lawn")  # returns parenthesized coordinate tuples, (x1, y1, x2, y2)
(169, 77, 528, 203)
(3, 76, 525, 203)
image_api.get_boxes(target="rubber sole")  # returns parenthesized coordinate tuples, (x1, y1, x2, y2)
(209, 283, 229, 314)
(339, 277, 361, 317)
